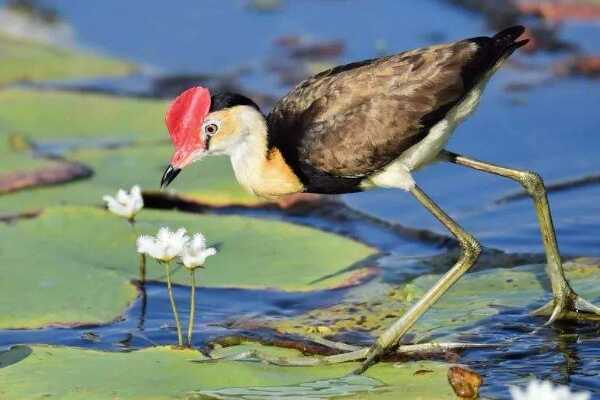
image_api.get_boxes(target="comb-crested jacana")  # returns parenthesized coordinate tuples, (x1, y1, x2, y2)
(160, 26, 600, 372)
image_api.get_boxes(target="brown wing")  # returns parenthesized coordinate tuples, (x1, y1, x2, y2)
(267, 27, 527, 180)
(268, 40, 476, 178)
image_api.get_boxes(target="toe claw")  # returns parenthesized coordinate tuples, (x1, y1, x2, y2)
(531, 301, 554, 317)
(574, 296, 600, 315)
(532, 292, 600, 323)
(545, 304, 562, 325)
(353, 344, 383, 375)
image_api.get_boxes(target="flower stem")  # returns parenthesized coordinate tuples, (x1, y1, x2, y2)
(164, 262, 183, 346)
(187, 270, 197, 347)
(139, 253, 146, 283)
(129, 219, 146, 284)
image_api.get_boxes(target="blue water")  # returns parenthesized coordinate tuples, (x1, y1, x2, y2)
(2, 0, 600, 398)
(0, 283, 347, 351)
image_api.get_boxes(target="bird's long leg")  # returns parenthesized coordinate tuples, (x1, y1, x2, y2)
(442, 150, 600, 323)
(355, 184, 482, 374)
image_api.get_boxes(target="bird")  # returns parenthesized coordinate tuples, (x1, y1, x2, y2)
(159, 26, 600, 372)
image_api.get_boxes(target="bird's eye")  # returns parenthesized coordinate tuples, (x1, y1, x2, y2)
(205, 123, 219, 136)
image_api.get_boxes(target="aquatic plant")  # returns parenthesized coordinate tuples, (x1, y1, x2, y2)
(136, 228, 216, 347)
(510, 380, 590, 400)
(103, 185, 147, 281)
(137, 227, 189, 346)
(181, 233, 217, 346)
(102, 185, 143, 221)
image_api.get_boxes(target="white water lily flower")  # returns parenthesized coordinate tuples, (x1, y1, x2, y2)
(136, 227, 189, 262)
(510, 380, 590, 400)
(102, 185, 144, 219)
(181, 233, 217, 269)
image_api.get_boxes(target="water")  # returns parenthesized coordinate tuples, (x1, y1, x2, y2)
(2, 0, 481, 94)
(0, 282, 347, 351)
(2, 0, 600, 398)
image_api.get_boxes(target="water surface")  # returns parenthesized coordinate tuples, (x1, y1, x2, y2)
(2, 0, 600, 398)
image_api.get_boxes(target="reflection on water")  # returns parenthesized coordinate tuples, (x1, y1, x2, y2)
(459, 308, 600, 398)
(0, 282, 346, 351)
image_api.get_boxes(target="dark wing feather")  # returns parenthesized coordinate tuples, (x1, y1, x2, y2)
(267, 27, 527, 183)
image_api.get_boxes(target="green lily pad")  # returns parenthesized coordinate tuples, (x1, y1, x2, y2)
(270, 259, 600, 341)
(0, 34, 135, 85)
(0, 206, 375, 328)
(13, 206, 375, 289)
(0, 89, 166, 144)
(0, 145, 262, 211)
(0, 344, 455, 400)
(0, 151, 56, 176)
(1, 180, 135, 330)
(0, 246, 137, 329)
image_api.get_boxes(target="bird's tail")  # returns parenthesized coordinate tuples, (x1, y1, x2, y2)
(459, 26, 529, 92)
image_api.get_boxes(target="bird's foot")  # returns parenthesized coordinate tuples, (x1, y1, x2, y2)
(251, 340, 498, 369)
(531, 289, 600, 324)
(195, 335, 498, 368)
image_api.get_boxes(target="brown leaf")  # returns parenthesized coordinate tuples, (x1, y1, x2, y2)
(0, 161, 92, 194)
(447, 366, 483, 399)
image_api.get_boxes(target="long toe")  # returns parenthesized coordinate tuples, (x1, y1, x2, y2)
(574, 296, 600, 315)
(353, 345, 384, 375)
(532, 292, 600, 323)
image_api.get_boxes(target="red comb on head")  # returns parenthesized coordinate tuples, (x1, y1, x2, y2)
(165, 87, 211, 151)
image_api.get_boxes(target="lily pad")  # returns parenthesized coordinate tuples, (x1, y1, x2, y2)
(0, 34, 135, 85)
(0, 206, 374, 328)
(270, 259, 600, 341)
(0, 156, 91, 194)
(0, 247, 137, 329)
(0, 89, 166, 144)
(0, 145, 262, 211)
(0, 151, 58, 177)
(14, 206, 375, 289)
(0, 175, 135, 330)
(0, 344, 455, 400)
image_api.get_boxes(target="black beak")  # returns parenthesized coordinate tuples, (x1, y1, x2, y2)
(161, 165, 181, 189)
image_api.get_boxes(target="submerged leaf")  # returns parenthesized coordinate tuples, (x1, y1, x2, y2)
(268, 259, 600, 341)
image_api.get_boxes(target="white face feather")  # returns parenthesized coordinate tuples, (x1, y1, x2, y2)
(227, 108, 270, 195)
(204, 105, 265, 157)
(199, 105, 303, 198)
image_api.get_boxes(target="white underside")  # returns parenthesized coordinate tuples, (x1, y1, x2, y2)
(368, 78, 488, 191)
